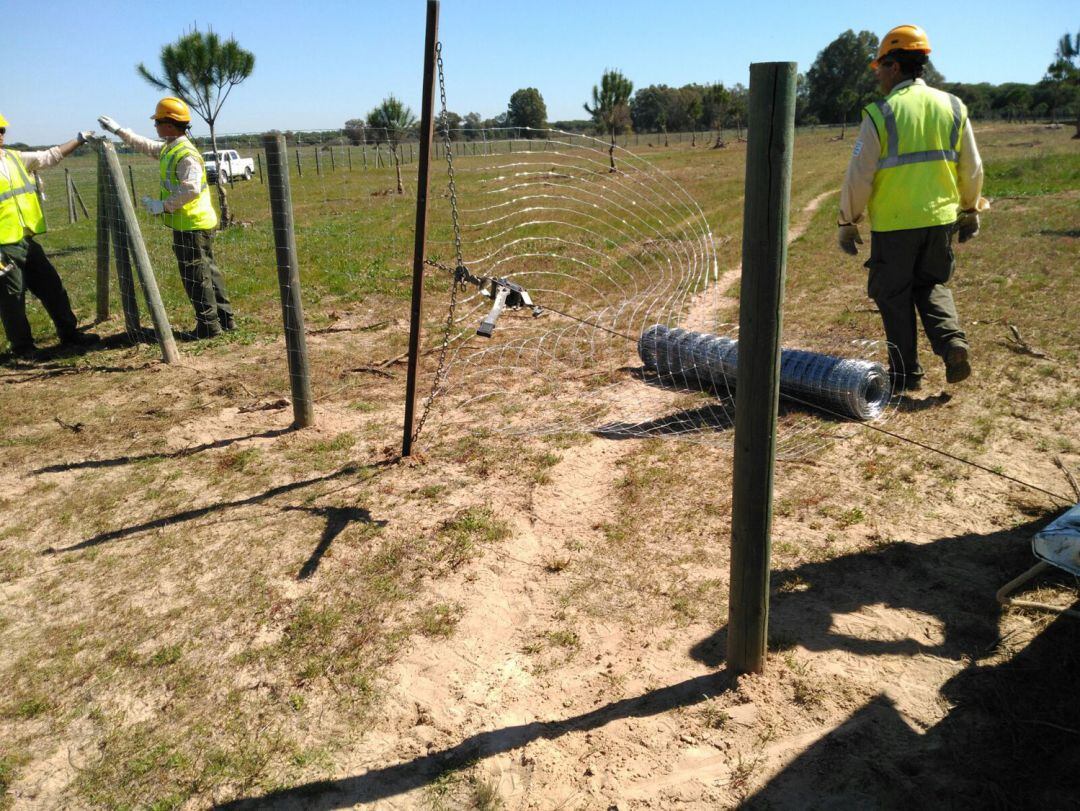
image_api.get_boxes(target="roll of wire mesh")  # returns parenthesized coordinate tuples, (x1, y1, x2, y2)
(638, 324, 890, 421)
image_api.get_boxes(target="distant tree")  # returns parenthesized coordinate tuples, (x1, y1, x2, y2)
(1045, 30, 1080, 136)
(584, 69, 633, 170)
(703, 82, 730, 148)
(805, 29, 878, 127)
(463, 112, 483, 140)
(679, 84, 705, 144)
(435, 110, 463, 140)
(507, 88, 548, 136)
(837, 89, 859, 138)
(729, 83, 748, 140)
(138, 27, 254, 227)
(344, 118, 366, 145)
(367, 95, 417, 194)
(630, 85, 669, 132)
(922, 60, 945, 86)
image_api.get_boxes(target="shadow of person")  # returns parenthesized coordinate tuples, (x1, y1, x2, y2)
(285, 504, 388, 579)
(743, 601, 1080, 809)
(213, 670, 736, 810)
(690, 513, 1059, 668)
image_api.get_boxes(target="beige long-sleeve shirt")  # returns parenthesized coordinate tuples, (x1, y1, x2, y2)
(839, 79, 986, 226)
(114, 130, 202, 212)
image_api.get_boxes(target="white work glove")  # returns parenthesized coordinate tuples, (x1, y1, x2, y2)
(957, 210, 980, 243)
(838, 223, 863, 256)
(76, 130, 95, 145)
(97, 115, 122, 134)
(141, 196, 166, 216)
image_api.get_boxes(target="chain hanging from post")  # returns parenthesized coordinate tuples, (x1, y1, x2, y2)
(410, 41, 470, 445)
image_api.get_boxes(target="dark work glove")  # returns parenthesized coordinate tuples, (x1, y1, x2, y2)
(957, 210, 980, 243)
(838, 223, 863, 256)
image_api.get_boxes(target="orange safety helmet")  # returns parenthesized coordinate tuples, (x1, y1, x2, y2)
(151, 97, 192, 123)
(871, 24, 932, 69)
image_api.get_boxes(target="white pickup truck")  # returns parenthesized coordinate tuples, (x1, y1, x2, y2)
(202, 149, 255, 184)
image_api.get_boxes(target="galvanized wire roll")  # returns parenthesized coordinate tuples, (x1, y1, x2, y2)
(639, 325, 890, 421)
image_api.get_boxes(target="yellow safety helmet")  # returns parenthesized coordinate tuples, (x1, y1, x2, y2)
(871, 24, 932, 69)
(0, 113, 8, 128)
(151, 97, 192, 123)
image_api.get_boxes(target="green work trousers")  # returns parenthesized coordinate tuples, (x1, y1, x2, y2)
(865, 224, 968, 385)
(0, 237, 79, 352)
(172, 228, 233, 336)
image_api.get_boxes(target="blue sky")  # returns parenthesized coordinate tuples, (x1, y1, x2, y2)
(5, 0, 1076, 144)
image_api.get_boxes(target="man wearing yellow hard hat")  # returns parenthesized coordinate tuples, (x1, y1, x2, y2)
(838, 24, 989, 395)
(0, 114, 100, 357)
(98, 98, 234, 340)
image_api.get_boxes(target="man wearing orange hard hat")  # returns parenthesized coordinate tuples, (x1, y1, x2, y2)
(838, 24, 989, 395)
(0, 114, 100, 357)
(98, 97, 234, 340)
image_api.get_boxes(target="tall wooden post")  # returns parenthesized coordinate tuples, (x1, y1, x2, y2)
(329, 146, 336, 172)
(65, 168, 76, 223)
(401, 0, 440, 457)
(102, 142, 179, 364)
(127, 164, 137, 202)
(727, 62, 797, 675)
(263, 133, 315, 428)
(95, 148, 111, 321)
(347, 146, 353, 171)
(295, 148, 303, 177)
(314, 146, 321, 176)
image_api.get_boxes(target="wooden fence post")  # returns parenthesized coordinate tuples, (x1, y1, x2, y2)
(95, 148, 110, 321)
(727, 62, 797, 675)
(101, 141, 179, 363)
(295, 148, 303, 177)
(314, 146, 321, 176)
(127, 164, 137, 202)
(262, 133, 315, 428)
(257, 152, 264, 184)
(65, 168, 76, 223)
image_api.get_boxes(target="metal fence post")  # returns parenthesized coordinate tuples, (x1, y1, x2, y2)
(728, 62, 797, 675)
(262, 133, 314, 428)
(402, 0, 440, 457)
(101, 141, 179, 363)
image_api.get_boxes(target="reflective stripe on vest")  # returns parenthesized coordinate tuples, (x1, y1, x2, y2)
(0, 151, 46, 243)
(158, 138, 218, 231)
(864, 83, 966, 232)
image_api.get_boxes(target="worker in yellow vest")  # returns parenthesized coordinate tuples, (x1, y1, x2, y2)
(0, 115, 99, 357)
(98, 98, 234, 340)
(838, 24, 989, 395)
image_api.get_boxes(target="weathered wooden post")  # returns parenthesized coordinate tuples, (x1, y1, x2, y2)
(329, 146, 335, 172)
(727, 62, 797, 675)
(362, 143, 368, 169)
(70, 178, 89, 219)
(295, 148, 303, 177)
(347, 146, 353, 171)
(314, 146, 321, 176)
(257, 152, 264, 184)
(103, 158, 140, 334)
(65, 168, 77, 223)
(376, 144, 382, 168)
(127, 164, 137, 201)
(102, 141, 179, 363)
(95, 148, 111, 321)
(263, 133, 315, 428)
(402, 0, 439, 457)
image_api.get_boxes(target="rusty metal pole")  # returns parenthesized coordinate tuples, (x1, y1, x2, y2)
(401, 0, 440, 457)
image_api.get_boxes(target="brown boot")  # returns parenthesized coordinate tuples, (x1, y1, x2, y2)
(945, 345, 971, 384)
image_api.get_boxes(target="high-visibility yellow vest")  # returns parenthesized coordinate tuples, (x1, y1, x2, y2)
(0, 150, 46, 244)
(864, 82, 967, 232)
(159, 137, 218, 231)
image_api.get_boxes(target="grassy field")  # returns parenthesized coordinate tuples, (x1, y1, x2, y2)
(1, 124, 1078, 808)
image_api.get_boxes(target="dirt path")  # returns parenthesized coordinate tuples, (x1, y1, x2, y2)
(332, 190, 845, 807)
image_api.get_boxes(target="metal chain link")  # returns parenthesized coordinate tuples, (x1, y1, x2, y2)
(410, 41, 468, 446)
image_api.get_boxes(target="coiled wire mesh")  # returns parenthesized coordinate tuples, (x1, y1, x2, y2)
(639, 324, 890, 421)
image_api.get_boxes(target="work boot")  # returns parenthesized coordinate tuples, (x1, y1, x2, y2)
(60, 330, 101, 347)
(179, 324, 223, 342)
(945, 345, 971, 384)
(889, 370, 922, 396)
(8, 341, 37, 359)
(220, 316, 236, 332)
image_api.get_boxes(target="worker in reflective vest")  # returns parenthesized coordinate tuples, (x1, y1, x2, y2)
(838, 24, 989, 395)
(0, 115, 99, 357)
(98, 98, 234, 340)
